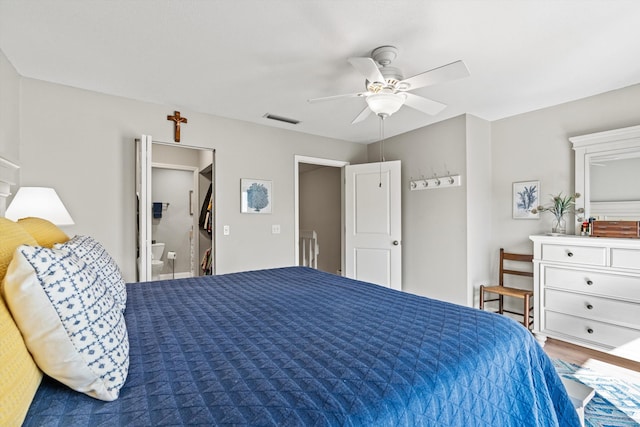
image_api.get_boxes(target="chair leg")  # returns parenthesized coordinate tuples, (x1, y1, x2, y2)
(479, 286, 485, 310)
(524, 294, 531, 330)
(498, 295, 503, 314)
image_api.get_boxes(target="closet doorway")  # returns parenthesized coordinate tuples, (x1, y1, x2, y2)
(136, 136, 214, 282)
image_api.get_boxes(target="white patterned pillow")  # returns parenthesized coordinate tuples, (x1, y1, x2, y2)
(56, 235, 126, 312)
(2, 245, 129, 401)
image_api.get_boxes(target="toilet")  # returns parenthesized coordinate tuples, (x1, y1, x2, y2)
(151, 242, 165, 280)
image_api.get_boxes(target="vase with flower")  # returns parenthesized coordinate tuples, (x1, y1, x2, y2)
(532, 192, 580, 235)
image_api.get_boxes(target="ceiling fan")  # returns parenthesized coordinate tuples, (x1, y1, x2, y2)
(308, 46, 470, 124)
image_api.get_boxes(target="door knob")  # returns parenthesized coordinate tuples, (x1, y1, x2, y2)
(392, 240, 399, 246)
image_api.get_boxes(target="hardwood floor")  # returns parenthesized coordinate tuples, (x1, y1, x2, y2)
(543, 337, 640, 377)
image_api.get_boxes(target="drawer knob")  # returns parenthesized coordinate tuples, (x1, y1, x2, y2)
(586, 280, 593, 286)
(586, 304, 593, 310)
(587, 328, 594, 334)
(567, 251, 574, 257)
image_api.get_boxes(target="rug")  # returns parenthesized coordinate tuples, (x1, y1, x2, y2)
(553, 359, 640, 427)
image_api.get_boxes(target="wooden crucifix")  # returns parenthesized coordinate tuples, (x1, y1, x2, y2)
(167, 111, 188, 142)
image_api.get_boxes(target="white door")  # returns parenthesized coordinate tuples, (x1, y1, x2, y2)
(345, 160, 402, 290)
(136, 135, 152, 282)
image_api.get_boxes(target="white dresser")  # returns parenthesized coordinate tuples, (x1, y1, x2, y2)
(530, 234, 640, 353)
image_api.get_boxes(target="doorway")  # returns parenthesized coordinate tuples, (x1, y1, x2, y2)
(151, 165, 198, 279)
(136, 136, 214, 282)
(294, 156, 348, 275)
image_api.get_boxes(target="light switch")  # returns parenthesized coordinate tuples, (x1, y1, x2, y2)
(223, 225, 230, 235)
(272, 224, 281, 234)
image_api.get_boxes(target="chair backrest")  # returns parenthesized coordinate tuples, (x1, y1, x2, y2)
(499, 248, 533, 287)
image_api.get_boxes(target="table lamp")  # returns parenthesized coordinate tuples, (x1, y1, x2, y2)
(5, 187, 75, 225)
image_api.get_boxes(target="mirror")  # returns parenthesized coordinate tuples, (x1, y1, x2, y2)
(590, 156, 640, 201)
(571, 125, 640, 226)
(136, 136, 215, 281)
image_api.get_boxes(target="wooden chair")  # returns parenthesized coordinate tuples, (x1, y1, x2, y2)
(480, 248, 534, 330)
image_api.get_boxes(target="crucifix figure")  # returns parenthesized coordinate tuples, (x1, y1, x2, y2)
(167, 111, 188, 142)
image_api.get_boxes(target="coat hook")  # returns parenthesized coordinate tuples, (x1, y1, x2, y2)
(446, 171, 454, 184)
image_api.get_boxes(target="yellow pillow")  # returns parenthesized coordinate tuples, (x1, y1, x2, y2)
(0, 294, 43, 426)
(17, 217, 69, 248)
(0, 217, 38, 281)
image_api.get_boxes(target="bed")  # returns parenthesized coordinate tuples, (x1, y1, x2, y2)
(16, 266, 579, 426)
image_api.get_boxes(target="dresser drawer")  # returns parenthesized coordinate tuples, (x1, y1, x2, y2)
(611, 248, 640, 270)
(544, 311, 640, 349)
(540, 243, 606, 266)
(545, 289, 640, 329)
(543, 266, 640, 302)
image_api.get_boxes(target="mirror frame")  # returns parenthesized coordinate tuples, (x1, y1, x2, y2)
(570, 124, 640, 229)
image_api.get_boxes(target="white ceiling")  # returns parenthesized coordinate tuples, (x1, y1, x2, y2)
(2, 0, 640, 144)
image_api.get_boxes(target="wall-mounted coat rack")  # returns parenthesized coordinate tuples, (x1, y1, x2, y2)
(410, 174, 461, 191)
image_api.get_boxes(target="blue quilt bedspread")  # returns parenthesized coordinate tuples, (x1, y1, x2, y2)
(24, 267, 579, 426)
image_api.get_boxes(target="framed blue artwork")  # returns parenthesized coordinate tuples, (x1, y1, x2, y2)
(241, 178, 272, 214)
(513, 180, 540, 219)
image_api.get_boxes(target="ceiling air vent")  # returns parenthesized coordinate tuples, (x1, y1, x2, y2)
(263, 113, 300, 125)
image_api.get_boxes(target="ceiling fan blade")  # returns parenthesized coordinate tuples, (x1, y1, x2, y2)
(403, 93, 447, 115)
(307, 92, 368, 103)
(348, 57, 386, 83)
(399, 60, 469, 91)
(351, 106, 372, 124)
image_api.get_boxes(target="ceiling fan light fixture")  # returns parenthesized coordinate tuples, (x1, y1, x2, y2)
(366, 92, 405, 117)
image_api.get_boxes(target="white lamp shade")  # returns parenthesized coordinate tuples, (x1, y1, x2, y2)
(5, 187, 75, 225)
(366, 92, 405, 117)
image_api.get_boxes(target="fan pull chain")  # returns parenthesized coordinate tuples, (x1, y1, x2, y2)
(378, 116, 386, 187)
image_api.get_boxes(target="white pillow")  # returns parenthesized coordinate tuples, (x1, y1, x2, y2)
(55, 235, 127, 312)
(2, 245, 129, 401)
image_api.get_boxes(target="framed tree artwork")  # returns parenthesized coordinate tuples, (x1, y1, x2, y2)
(241, 179, 272, 214)
(513, 180, 540, 219)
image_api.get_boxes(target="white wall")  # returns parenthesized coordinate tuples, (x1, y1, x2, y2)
(9, 47, 640, 294)
(367, 115, 471, 305)
(0, 49, 20, 214)
(153, 142, 202, 166)
(465, 115, 492, 307)
(18, 78, 368, 281)
(490, 83, 640, 259)
(0, 50, 19, 164)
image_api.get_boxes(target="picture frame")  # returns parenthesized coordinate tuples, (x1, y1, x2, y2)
(513, 180, 540, 219)
(241, 178, 272, 214)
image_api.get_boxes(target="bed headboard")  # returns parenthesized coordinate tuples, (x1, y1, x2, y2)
(0, 156, 20, 216)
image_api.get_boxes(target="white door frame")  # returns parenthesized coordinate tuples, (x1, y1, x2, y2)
(294, 155, 349, 271)
(137, 136, 153, 281)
